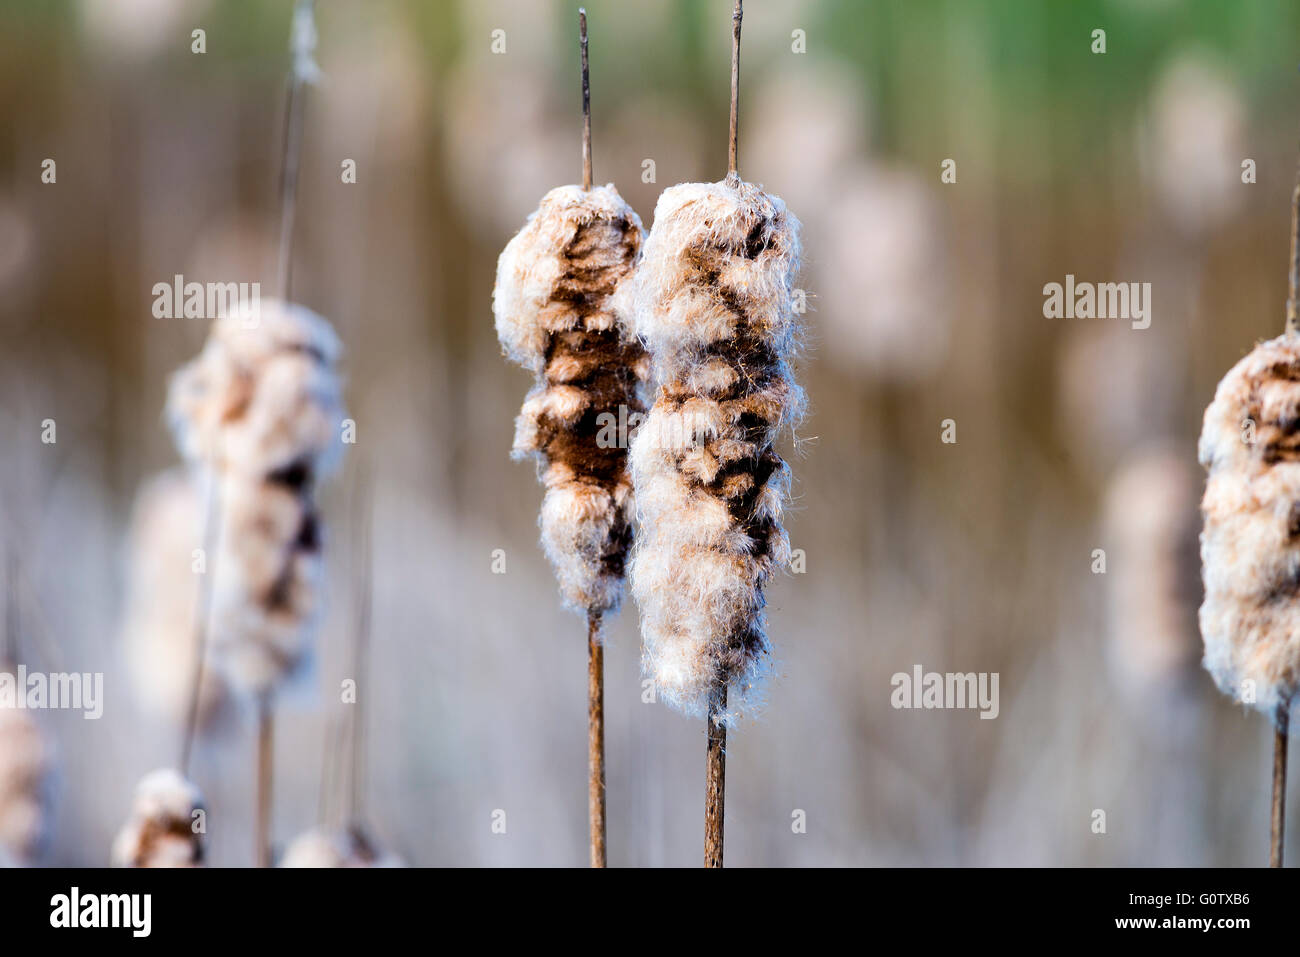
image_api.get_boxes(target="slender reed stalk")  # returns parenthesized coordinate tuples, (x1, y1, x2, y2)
(1287, 155, 1300, 334)
(1272, 707, 1288, 868)
(1271, 154, 1299, 865)
(727, 0, 741, 183)
(493, 8, 645, 871)
(578, 7, 608, 871)
(179, 474, 220, 776)
(587, 612, 605, 867)
(252, 0, 317, 869)
(1201, 149, 1300, 868)
(277, 0, 316, 301)
(580, 8, 592, 192)
(622, 0, 803, 869)
(701, 0, 744, 868)
(705, 686, 727, 868)
(256, 693, 274, 868)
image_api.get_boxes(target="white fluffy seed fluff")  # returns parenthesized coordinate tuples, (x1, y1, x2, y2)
(0, 673, 54, 864)
(493, 184, 646, 618)
(110, 768, 205, 868)
(164, 299, 345, 697)
(1199, 334, 1300, 724)
(280, 825, 403, 868)
(166, 300, 344, 480)
(620, 178, 804, 724)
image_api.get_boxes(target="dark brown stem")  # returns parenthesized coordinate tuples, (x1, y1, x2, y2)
(587, 612, 606, 867)
(256, 694, 275, 867)
(705, 684, 727, 868)
(180, 476, 220, 776)
(726, 0, 742, 183)
(579, 8, 592, 191)
(1289, 155, 1300, 334)
(276, 0, 315, 301)
(1272, 708, 1289, 867)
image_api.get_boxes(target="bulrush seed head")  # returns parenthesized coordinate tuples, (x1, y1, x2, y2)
(111, 768, 205, 868)
(493, 184, 647, 619)
(1199, 334, 1300, 723)
(163, 298, 346, 698)
(619, 177, 804, 724)
(0, 667, 54, 863)
(280, 825, 403, 868)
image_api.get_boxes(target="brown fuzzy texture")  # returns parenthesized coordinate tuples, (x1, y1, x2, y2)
(164, 300, 345, 696)
(494, 185, 647, 616)
(0, 668, 54, 863)
(621, 179, 803, 722)
(111, 769, 205, 868)
(1199, 334, 1300, 723)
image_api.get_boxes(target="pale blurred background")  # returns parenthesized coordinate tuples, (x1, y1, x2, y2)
(1, 0, 1299, 866)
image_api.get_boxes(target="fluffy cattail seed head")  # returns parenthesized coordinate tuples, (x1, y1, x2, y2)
(163, 298, 345, 698)
(620, 178, 803, 723)
(1199, 334, 1300, 723)
(493, 184, 646, 617)
(0, 667, 54, 864)
(111, 768, 205, 868)
(208, 474, 323, 696)
(166, 299, 344, 481)
(280, 825, 403, 868)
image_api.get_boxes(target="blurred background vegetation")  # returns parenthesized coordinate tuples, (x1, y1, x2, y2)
(2, 0, 1300, 865)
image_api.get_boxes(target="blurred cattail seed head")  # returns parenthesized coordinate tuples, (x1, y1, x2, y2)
(163, 299, 346, 697)
(1199, 334, 1300, 723)
(111, 768, 205, 868)
(0, 664, 54, 864)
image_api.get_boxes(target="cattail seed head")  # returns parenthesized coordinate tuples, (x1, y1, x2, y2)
(0, 668, 54, 864)
(620, 178, 803, 723)
(166, 299, 344, 481)
(280, 825, 402, 868)
(1199, 334, 1300, 723)
(493, 184, 646, 618)
(209, 474, 323, 696)
(163, 299, 345, 698)
(111, 768, 205, 868)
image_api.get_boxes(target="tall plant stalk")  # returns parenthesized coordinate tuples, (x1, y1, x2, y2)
(700, 0, 744, 871)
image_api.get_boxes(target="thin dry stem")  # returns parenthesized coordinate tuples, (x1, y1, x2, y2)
(705, 684, 727, 868)
(727, 0, 742, 182)
(276, 0, 314, 300)
(1289, 155, 1300, 335)
(588, 612, 606, 867)
(580, 8, 592, 191)
(256, 695, 274, 867)
(1272, 708, 1289, 867)
(179, 476, 220, 776)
